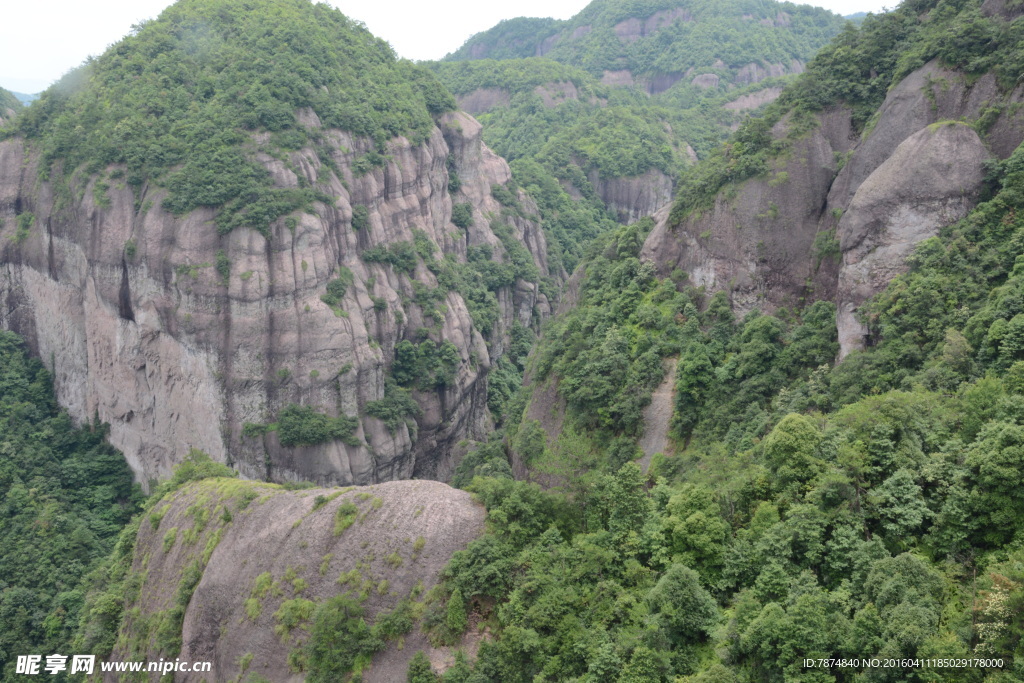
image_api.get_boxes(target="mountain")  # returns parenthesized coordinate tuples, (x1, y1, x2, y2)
(87, 470, 485, 682)
(0, 0, 552, 488)
(0, 86, 19, 126)
(428, 0, 848, 272)
(6, 0, 1024, 680)
(10, 91, 40, 105)
(446, 0, 842, 86)
(434, 0, 1024, 679)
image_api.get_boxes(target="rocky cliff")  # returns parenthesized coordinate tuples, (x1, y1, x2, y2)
(643, 59, 1024, 355)
(434, 0, 846, 235)
(107, 477, 484, 682)
(0, 107, 551, 487)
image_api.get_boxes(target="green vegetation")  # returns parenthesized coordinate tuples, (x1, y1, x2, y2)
(392, 339, 460, 389)
(11, 212, 34, 244)
(672, 0, 1024, 224)
(334, 501, 360, 536)
(0, 86, 21, 118)
(245, 404, 361, 447)
(0, 332, 143, 679)
(450, 202, 474, 229)
(363, 241, 419, 274)
(365, 379, 420, 433)
(432, 0, 848, 271)
(432, 2, 1024, 679)
(302, 595, 416, 681)
(447, 0, 845, 76)
(12, 0, 454, 235)
(320, 267, 355, 308)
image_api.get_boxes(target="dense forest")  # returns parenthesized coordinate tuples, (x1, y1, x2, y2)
(0, 333, 142, 680)
(444, 0, 843, 77)
(1, 0, 1024, 680)
(428, 0, 848, 272)
(0, 87, 19, 114)
(8, 0, 455, 235)
(434, 0, 1024, 681)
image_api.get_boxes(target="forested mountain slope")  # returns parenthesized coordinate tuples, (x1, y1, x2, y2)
(0, 332, 142, 680)
(0, 87, 19, 127)
(431, 0, 1024, 680)
(0, 0, 553, 488)
(428, 0, 848, 271)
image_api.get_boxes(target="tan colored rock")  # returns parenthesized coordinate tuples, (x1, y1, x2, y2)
(735, 62, 789, 85)
(602, 69, 635, 87)
(613, 7, 693, 43)
(534, 81, 583, 107)
(724, 87, 784, 112)
(691, 73, 721, 89)
(641, 107, 858, 314)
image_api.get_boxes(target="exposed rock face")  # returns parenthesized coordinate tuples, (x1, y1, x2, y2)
(588, 168, 675, 224)
(111, 478, 485, 682)
(691, 73, 721, 89)
(836, 124, 988, 356)
(643, 59, 1024, 340)
(735, 61, 794, 85)
(724, 87, 784, 111)
(0, 111, 551, 487)
(534, 81, 585, 107)
(456, 88, 511, 115)
(602, 70, 635, 87)
(456, 82, 589, 115)
(642, 107, 858, 312)
(638, 357, 677, 467)
(645, 72, 686, 95)
(981, 0, 1024, 20)
(614, 7, 693, 43)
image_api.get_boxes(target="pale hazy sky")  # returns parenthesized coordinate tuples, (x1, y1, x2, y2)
(1, 0, 891, 94)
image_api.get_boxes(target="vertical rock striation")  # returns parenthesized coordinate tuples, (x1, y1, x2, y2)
(0, 111, 551, 487)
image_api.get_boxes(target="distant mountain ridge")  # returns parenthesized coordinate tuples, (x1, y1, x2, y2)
(429, 0, 848, 272)
(444, 0, 844, 87)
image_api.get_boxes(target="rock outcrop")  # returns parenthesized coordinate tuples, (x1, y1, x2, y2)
(109, 478, 485, 682)
(643, 60, 1024, 350)
(0, 111, 551, 487)
(724, 87, 784, 112)
(836, 123, 988, 355)
(589, 168, 675, 224)
(456, 81, 591, 115)
(456, 88, 511, 115)
(642, 107, 858, 312)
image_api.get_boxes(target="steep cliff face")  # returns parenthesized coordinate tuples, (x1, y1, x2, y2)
(588, 168, 675, 224)
(641, 107, 858, 311)
(643, 59, 1024, 346)
(0, 109, 551, 487)
(835, 122, 988, 355)
(514, 0, 1024, 471)
(108, 477, 484, 682)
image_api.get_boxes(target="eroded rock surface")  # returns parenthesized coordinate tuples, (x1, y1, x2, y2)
(643, 60, 1024, 340)
(590, 168, 675, 224)
(110, 478, 485, 682)
(836, 123, 988, 356)
(0, 111, 551, 486)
